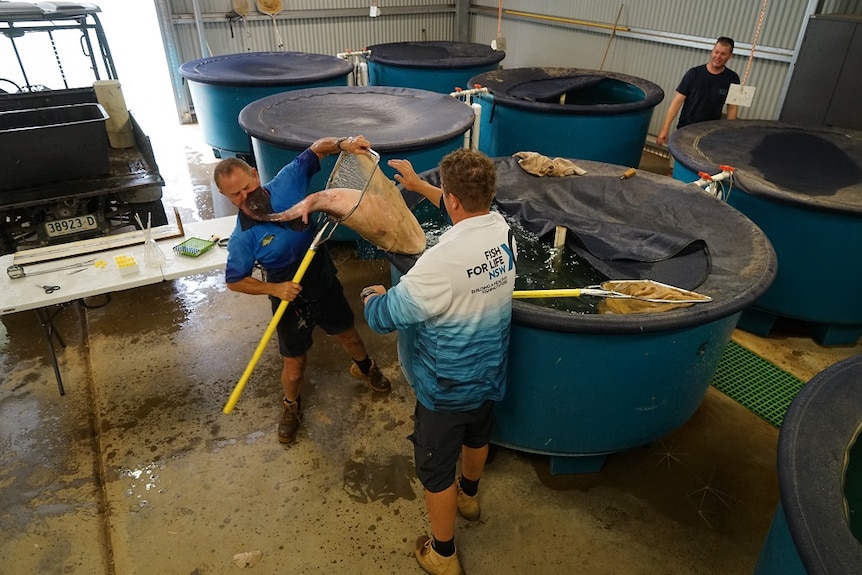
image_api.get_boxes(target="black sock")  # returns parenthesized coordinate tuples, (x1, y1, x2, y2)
(459, 475, 479, 497)
(283, 395, 301, 410)
(353, 356, 372, 375)
(432, 536, 455, 557)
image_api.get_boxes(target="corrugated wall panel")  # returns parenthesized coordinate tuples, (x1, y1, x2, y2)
(162, 1, 860, 131)
(163, 3, 457, 121)
(822, 0, 862, 14)
(469, 1, 824, 137)
(473, 0, 812, 48)
(174, 14, 455, 61)
(169, 0, 452, 12)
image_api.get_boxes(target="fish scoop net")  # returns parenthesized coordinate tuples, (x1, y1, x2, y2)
(513, 279, 712, 314)
(316, 150, 426, 254)
(328, 150, 379, 200)
(597, 279, 712, 314)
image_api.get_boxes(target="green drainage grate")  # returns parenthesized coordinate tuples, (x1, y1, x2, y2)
(710, 340, 804, 428)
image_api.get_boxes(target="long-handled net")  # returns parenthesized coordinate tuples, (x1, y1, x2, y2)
(265, 150, 426, 255)
(513, 279, 712, 314)
(223, 150, 382, 414)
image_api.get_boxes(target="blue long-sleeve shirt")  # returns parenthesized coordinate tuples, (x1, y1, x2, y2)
(364, 212, 516, 412)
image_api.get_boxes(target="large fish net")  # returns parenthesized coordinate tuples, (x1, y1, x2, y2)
(322, 150, 426, 255)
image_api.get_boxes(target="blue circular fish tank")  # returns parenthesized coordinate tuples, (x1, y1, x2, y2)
(238, 86, 476, 241)
(179, 52, 353, 159)
(389, 157, 776, 474)
(670, 120, 862, 345)
(755, 354, 862, 575)
(468, 67, 664, 168)
(366, 41, 505, 94)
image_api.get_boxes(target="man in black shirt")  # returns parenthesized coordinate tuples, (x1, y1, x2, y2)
(657, 37, 739, 146)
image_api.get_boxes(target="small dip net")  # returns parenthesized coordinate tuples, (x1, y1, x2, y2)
(512, 279, 712, 314)
(597, 280, 712, 314)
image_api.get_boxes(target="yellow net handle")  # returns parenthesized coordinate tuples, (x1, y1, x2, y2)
(513, 289, 582, 299)
(223, 246, 318, 415)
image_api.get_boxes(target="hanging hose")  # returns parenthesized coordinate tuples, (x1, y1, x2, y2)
(599, 4, 624, 71)
(741, 0, 769, 87)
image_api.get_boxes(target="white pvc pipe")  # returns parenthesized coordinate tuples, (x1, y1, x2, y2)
(336, 51, 371, 87)
(336, 50, 371, 59)
(191, 0, 210, 58)
(449, 87, 489, 99)
(470, 102, 482, 150)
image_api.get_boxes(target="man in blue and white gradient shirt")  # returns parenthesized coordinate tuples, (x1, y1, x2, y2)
(361, 149, 516, 575)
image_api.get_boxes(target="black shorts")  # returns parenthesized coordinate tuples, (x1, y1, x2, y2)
(269, 279, 355, 358)
(409, 400, 495, 493)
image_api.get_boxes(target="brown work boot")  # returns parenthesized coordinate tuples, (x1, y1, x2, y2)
(456, 482, 480, 521)
(350, 359, 391, 393)
(278, 397, 301, 444)
(414, 535, 463, 575)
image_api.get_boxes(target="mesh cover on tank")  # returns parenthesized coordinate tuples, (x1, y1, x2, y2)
(179, 52, 353, 87)
(669, 120, 862, 213)
(367, 41, 505, 69)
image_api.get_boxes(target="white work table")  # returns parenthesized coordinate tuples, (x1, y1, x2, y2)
(0, 216, 237, 393)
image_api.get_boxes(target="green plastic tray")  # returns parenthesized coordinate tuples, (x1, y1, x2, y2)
(173, 237, 216, 257)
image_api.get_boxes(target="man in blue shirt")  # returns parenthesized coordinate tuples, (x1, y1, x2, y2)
(657, 37, 739, 146)
(214, 135, 390, 444)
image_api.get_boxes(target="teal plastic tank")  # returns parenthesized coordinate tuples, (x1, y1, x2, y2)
(470, 67, 663, 168)
(366, 41, 505, 93)
(755, 354, 862, 575)
(389, 158, 776, 474)
(239, 86, 475, 242)
(179, 52, 353, 159)
(670, 120, 862, 345)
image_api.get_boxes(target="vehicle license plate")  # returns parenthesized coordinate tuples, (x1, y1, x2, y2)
(45, 214, 99, 237)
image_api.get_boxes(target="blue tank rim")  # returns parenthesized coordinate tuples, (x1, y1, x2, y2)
(366, 40, 505, 69)
(669, 120, 862, 216)
(469, 67, 664, 115)
(776, 354, 862, 575)
(178, 51, 353, 87)
(239, 86, 475, 153)
(388, 158, 777, 335)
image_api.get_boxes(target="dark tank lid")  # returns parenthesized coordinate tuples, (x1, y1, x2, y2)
(367, 41, 505, 69)
(777, 354, 862, 575)
(669, 120, 862, 215)
(239, 86, 475, 152)
(470, 67, 664, 114)
(179, 52, 353, 87)
(391, 156, 776, 335)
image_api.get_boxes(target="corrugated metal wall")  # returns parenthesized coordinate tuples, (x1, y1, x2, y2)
(468, 1, 819, 138)
(158, 1, 860, 137)
(158, 0, 458, 122)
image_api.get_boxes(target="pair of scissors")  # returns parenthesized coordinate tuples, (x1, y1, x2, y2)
(36, 284, 60, 294)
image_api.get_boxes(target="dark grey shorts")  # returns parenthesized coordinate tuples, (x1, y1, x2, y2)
(409, 400, 494, 493)
(269, 280, 354, 357)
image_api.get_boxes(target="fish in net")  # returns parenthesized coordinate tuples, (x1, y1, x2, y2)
(267, 151, 426, 255)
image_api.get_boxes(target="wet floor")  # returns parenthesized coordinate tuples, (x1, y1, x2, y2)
(3, 116, 861, 573)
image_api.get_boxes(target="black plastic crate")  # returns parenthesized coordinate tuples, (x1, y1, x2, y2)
(0, 103, 110, 191)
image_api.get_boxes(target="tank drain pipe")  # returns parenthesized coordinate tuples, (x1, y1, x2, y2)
(469, 103, 482, 150)
(337, 49, 371, 86)
(691, 165, 735, 201)
(450, 87, 489, 150)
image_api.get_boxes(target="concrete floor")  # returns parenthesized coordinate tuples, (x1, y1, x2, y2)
(2, 121, 862, 575)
